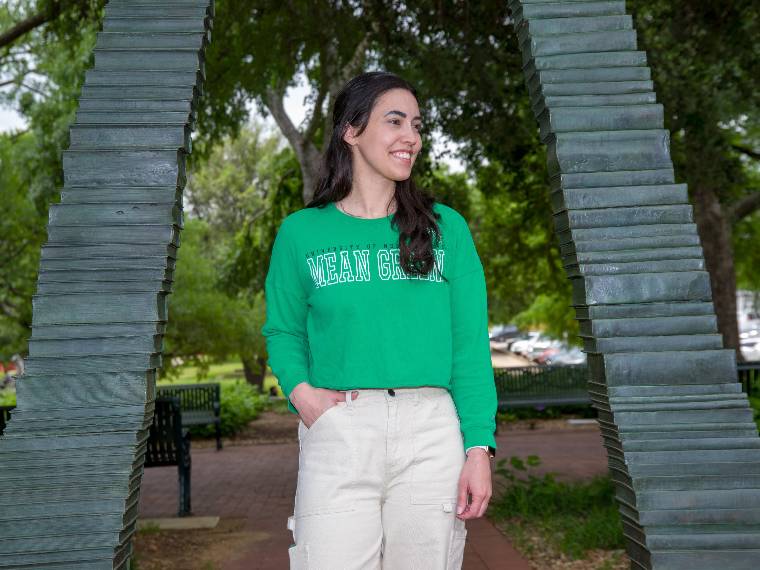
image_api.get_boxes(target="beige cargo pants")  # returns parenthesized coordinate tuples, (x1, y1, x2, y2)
(286, 386, 468, 569)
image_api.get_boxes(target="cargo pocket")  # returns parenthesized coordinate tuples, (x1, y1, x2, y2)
(288, 542, 309, 569)
(295, 402, 357, 517)
(409, 401, 465, 505)
(446, 517, 467, 569)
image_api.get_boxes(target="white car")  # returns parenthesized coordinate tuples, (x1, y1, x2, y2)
(511, 332, 548, 356)
(740, 338, 760, 362)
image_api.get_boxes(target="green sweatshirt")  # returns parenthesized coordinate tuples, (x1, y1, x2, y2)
(260, 200, 497, 452)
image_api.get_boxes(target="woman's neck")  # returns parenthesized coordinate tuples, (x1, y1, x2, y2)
(341, 180, 397, 218)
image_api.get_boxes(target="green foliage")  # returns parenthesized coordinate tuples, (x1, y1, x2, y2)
(491, 455, 625, 558)
(513, 293, 580, 344)
(749, 396, 760, 433)
(0, 1, 104, 356)
(185, 380, 268, 438)
(187, 120, 304, 298)
(0, 133, 43, 355)
(735, 217, 760, 292)
(0, 389, 16, 407)
(161, 218, 265, 379)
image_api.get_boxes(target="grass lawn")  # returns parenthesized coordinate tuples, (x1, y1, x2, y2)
(159, 358, 282, 395)
(0, 359, 286, 408)
(489, 455, 627, 569)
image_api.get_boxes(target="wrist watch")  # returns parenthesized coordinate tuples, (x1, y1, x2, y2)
(466, 445, 496, 458)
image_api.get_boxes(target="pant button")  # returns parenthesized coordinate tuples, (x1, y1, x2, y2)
(387, 389, 395, 396)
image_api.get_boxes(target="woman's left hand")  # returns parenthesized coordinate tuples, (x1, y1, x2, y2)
(455, 449, 492, 519)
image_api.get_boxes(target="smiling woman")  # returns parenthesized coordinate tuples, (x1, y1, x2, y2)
(261, 71, 497, 569)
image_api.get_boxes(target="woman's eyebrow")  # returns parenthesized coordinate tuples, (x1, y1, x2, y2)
(384, 110, 423, 122)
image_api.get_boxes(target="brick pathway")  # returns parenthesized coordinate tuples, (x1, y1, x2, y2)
(138, 424, 607, 569)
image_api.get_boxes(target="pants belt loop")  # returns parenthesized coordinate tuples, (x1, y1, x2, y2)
(346, 390, 353, 405)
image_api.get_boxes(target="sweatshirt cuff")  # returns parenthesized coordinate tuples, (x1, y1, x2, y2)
(462, 428, 497, 452)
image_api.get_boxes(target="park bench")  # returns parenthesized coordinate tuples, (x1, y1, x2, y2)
(738, 363, 760, 398)
(493, 365, 591, 434)
(144, 396, 192, 517)
(157, 383, 222, 450)
(0, 405, 14, 436)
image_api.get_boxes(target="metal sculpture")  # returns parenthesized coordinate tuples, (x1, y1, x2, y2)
(0, 1, 213, 567)
(2, 0, 757, 567)
(510, 1, 760, 568)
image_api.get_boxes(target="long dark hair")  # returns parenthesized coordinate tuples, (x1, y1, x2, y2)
(307, 71, 447, 282)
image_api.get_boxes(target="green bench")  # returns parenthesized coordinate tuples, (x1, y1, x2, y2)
(157, 383, 222, 450)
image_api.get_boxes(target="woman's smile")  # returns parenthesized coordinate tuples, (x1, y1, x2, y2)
(390, 150, 413, 164)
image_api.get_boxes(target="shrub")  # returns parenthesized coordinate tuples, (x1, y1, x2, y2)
(490, 454, 624, 558)
(0, 389, 16, 407)
(186, 380, 268, 438)
(496, 405, 597, 425)
(749, 396, 760, 432)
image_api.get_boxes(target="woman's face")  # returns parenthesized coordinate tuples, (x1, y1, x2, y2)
(344, 88, 423, 183)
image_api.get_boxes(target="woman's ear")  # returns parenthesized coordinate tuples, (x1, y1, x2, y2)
(342, 123, 358, 146)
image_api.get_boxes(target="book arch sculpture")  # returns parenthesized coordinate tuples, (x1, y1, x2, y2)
(0, 0, 757, 568)
(0, 1, 215, 568)
(510, 1, 760, 569)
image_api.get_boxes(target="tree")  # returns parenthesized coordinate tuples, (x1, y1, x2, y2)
(0, 2, 101, 356)
(162, 218, 268, 389)
(195, 0, 382, 201)
(627, 0, 760, 358)
(373, 0, 760, 354)
(182, 118, 304, 385)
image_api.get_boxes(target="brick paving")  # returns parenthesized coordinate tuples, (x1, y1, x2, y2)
(138, 424, 608, 569)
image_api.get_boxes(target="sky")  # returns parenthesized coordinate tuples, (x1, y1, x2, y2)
(0, 73, 466, 172)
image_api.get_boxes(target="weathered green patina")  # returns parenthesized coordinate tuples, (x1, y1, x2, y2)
(511, 1, 760, 568)
(0, 1, 214, 568)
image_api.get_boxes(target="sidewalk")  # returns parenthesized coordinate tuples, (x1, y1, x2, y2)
(137, 422, 607, 569)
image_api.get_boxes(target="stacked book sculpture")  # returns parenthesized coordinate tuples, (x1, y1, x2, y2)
(0, 1, 214, 568)
(509, 1, 760, 568)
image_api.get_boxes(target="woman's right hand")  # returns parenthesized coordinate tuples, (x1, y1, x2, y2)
(289, 382, 359, 428)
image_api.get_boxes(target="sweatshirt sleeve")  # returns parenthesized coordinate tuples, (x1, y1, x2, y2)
(448, 216, 498, 453)
(261, 218, 310, 415)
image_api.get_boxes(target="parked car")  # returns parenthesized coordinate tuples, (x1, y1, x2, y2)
(546, 346, 587, 366)
(489, 324, 520, 352)
(740, 338, 760, 362)
(524, 336, 558, 360)
(529, 339, 563, 362)
(509, 331, 543, 356)
(489, 324, 519, 342)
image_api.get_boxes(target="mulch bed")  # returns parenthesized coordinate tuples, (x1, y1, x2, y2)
(131, 518, 257, 570)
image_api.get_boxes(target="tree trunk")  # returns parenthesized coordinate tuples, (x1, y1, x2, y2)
(242, 356, 265, 393)
(691, 184, 743, 362)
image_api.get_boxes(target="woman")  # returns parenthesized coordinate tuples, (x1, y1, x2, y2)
(261, 71, 497, 569)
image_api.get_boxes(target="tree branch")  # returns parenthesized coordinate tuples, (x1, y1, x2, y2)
(0, 9, 51, 51)
(303, 73, 328, 145)
(733, 143, 760, 161)
(731, 190, 760, 223)
(263, 83, 304, 153)
(320, 30, 374, 152)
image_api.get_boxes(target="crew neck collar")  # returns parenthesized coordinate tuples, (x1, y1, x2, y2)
(329, 200, 395, 222)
